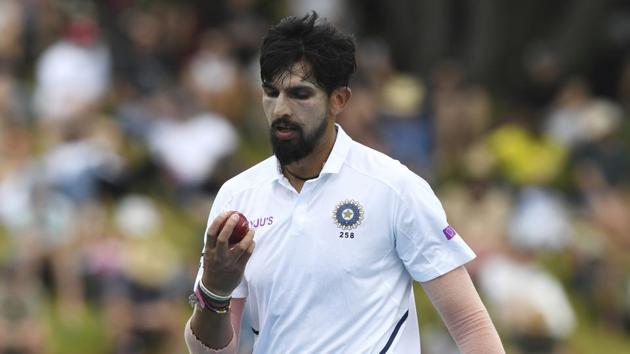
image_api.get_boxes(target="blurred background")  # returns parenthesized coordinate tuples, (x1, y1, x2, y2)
(0, 0, 629, 353)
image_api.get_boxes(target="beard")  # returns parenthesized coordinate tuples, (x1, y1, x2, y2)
(270, 116, 328, 166)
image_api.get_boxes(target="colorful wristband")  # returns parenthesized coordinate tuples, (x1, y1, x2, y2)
(195, 285, 230, 314)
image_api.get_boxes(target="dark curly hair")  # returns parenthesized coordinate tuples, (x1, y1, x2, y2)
(260, 12, 356, 95)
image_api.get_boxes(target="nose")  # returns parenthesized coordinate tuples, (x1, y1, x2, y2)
(272, 92, 292, 119)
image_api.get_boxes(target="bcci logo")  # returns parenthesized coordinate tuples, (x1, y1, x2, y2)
(332, 199, 364, 230)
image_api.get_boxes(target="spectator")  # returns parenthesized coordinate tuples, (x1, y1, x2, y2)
(33, 14, 111, 123)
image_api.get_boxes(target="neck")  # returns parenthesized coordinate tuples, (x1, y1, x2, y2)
(282, 123, 337, 190)
(283, 167, 320, 181)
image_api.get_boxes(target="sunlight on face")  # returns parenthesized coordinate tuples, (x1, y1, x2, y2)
(261, 62, 330, 136)
(262, 62, 332, 165)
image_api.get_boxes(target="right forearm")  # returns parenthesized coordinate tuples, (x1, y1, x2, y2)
(189, 305, 235, 351)
(186, 211, 252, 353)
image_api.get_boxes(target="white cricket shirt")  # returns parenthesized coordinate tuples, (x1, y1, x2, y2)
(195, 125, 475, 353)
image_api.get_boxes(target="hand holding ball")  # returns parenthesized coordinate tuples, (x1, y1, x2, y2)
(201, 211, 253, 297)
(221, 211, 250, 245)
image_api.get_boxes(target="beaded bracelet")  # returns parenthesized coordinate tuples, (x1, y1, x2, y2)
(194, 286, 231, 314)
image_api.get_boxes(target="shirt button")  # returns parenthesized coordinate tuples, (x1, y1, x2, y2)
(293, 209, 305, 224)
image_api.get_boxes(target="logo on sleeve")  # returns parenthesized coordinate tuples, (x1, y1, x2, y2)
(443, 225, 457, 240)
(332, 200, 364, 230)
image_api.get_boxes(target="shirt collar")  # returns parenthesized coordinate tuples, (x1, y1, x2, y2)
(320, 124, 352, 175)
(272, 123, 352, 181)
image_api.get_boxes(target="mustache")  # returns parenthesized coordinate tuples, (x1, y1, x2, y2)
(271, 117, 301, 130)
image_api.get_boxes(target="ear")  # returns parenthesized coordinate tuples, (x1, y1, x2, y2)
(329, 87, 352, 116)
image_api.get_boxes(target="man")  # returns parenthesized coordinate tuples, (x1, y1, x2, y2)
(185, 12, 505, 354)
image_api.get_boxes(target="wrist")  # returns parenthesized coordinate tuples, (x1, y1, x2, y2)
(199, 279, 233, 301)
(201, 275, 233, 297)
(194, 284, 231, 314)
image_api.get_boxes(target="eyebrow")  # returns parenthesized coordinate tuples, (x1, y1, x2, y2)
(262, 81, 317, 91)
(262, 82, 276, 90)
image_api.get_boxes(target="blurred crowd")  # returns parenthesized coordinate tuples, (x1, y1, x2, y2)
(0, 1, 629, 354)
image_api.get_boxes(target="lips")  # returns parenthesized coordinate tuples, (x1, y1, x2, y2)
(274, 127, 297, 139)
(272, 119, 300, 139)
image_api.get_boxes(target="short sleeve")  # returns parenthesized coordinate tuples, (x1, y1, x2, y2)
(394, 175, 475, 282)
(231, 276, 248, 298)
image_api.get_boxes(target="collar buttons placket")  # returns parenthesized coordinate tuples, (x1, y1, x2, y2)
(292, 183, 314, 228)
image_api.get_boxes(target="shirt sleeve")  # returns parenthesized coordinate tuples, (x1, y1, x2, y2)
(394, 174, 476, 282)
(231, 276, 248, 298)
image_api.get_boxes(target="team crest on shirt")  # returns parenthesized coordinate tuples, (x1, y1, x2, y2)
(332, 199, 364, 230)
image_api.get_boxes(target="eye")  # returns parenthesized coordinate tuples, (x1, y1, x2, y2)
(263, 87, 279, 97)
(290, 88, 314, 99)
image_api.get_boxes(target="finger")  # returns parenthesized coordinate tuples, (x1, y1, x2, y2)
(216, 213, 239, 256)
(238, 240, 255, 267)
(204, 211, 233, 251)
(230, 229, 255, 258)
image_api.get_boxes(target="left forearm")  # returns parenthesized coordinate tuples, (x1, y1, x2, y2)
(443, 304, 504, 354)
(422, 266, 505, 354)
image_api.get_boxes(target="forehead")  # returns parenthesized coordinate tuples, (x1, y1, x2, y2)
(266, 61, 319, 89)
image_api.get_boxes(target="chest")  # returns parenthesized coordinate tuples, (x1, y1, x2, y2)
(230, 175, 399, 294)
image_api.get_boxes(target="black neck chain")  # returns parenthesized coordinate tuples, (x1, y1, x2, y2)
(283, 167, 320, 181)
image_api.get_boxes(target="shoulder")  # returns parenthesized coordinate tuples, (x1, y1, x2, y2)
(344, 141, 432, 197)
(217, 156, 277, 199)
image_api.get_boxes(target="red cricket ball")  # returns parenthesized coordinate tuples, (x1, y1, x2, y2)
(220, 211, 249, 245)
